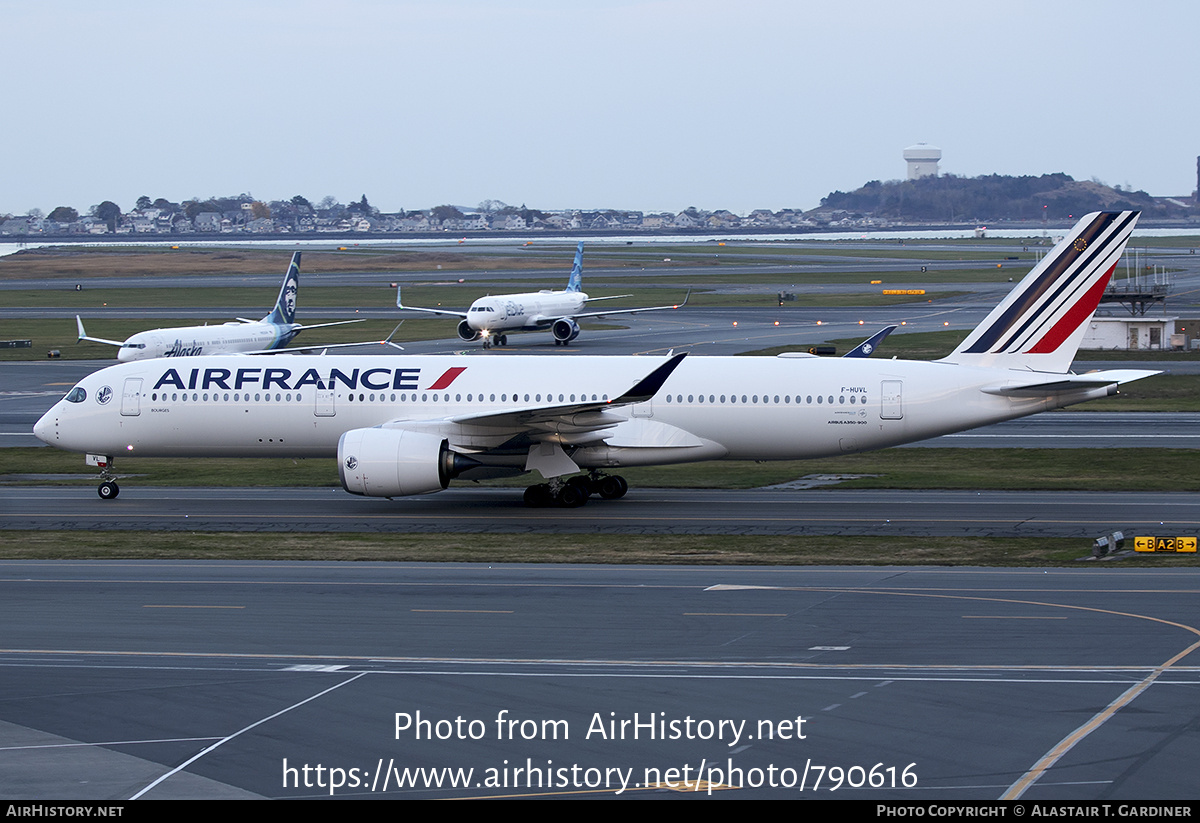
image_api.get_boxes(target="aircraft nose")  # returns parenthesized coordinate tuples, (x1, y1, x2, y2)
(33, 408, 55, 445)
(117, 347, 134, 363)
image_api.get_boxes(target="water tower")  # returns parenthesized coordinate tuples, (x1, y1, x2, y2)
(904, 143, 941, 180)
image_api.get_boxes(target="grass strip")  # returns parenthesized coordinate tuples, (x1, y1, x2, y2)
(2, 530, 1193, 566)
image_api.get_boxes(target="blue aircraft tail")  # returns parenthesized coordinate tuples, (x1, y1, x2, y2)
(843, 325, 897, 358)
(566, 242, 584, 292)
(264, 252, 301, 325)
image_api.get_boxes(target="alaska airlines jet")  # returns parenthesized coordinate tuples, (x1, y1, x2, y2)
(396, 242, 687, 347)
(76, 252, 364, 362)
(37, 212, 1154, 505)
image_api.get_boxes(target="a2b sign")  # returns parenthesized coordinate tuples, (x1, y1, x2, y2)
(1134, 536, 1198, 553)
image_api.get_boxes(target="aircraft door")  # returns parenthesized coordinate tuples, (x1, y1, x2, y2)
(314, 389, 336, 417)
(880, 380, 903, 420)
(120, 378, 143, 416)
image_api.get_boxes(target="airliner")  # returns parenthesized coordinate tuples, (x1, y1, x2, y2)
(396, 242, 688, 347)
(76, 252, 365, 362)
(36, 212, 1154, 505)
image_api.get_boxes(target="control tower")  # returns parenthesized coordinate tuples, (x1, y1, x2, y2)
(904, 144, 941, 180)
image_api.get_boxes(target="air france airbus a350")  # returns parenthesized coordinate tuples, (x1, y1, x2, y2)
(37, 212, 1154, 505)
(396, 242, 687, 347)
(76, 252, 364, 362)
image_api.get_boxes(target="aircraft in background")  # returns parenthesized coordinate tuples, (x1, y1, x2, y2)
(38, 212, 1152, 505)
(843, 325, 897, 358)
(396, 242, 688, 347)
(76, 252, 370, 362)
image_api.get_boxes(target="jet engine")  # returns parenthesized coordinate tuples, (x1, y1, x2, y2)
(457, 320, 480, 342)
(338, 428, 478, 497)
(552, 318, 580, 344)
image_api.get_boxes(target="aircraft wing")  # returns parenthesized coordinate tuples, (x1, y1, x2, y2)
(981, 369, 1159, 397)
(447, 352, 685, 426)
(75, 316, 124, 348)
(293, 319, 367, 332)
(245, 323, 406, 355)
(379, 354, 688, 468)
(566, 290, 690, 321)
(396, 287, 468, 319)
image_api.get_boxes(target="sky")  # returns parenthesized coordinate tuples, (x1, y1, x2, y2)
(6, 0, 1199, 217)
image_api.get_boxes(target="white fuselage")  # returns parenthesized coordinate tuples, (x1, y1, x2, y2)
(465, 291, 587, 333)
(34, 353, 1101, 469)
(116, 322, 295, 362)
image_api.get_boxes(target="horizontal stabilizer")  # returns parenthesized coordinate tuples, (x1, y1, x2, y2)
(982, 369, 1159, 397)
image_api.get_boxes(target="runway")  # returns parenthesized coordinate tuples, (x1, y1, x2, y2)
(1, 561, 1197, 799)
(4, 486, 1198, 538)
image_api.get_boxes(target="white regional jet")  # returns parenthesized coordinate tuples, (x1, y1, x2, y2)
(76, 252, 364, 362)
(37, 211, 1154, 505)
(396, 242, 688, 347)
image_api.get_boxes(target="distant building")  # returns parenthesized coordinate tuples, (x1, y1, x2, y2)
(904, 143, 941, 180)
(1082, 316, 1178, 351)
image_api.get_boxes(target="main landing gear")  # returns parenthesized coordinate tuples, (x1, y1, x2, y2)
(482, 334, 508, 349)
(523, 471, 628, 508)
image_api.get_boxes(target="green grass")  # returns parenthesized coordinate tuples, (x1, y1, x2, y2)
(3, 530, 1191, 566)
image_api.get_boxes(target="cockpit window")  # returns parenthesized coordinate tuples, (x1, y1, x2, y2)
(65, 387, 86, 403)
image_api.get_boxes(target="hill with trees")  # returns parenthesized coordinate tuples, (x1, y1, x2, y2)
(818, 173, 1193, 222)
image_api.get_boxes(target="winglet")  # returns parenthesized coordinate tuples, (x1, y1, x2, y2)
(382, 321, 405, 351)
(843, 325, 897, 358)
(610, 353, 687, 405)
(264, 252, 301, 326)
(566, 242, 584, 292)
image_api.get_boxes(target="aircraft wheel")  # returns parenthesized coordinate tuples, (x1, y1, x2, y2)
(499, 335, 507, 346)
(567, 475, 593, 499)
(597, 475, 627, 500)
(98, 481, 120, 500)
(523, 484, 552, 507)
(556, 483, 587, 508)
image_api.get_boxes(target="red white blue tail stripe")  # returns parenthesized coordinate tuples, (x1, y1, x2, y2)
(945, 211, 1138, 372)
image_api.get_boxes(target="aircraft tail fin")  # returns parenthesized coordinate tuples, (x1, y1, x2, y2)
(941, 211, 1138, 373)
(264, 252, 301, 326)
(843, 325, 897, 358)
(566, 242, 584, 292)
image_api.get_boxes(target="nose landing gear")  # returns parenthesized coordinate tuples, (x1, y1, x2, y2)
(89, 454, 120, 500)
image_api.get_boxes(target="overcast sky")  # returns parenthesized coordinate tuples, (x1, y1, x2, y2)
(6, 0, 1198, 216)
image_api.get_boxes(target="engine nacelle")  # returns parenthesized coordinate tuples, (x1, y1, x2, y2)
(338, 428, 476, 497)
(457, 320, 480, 341)
(552, 317, 580, 343)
